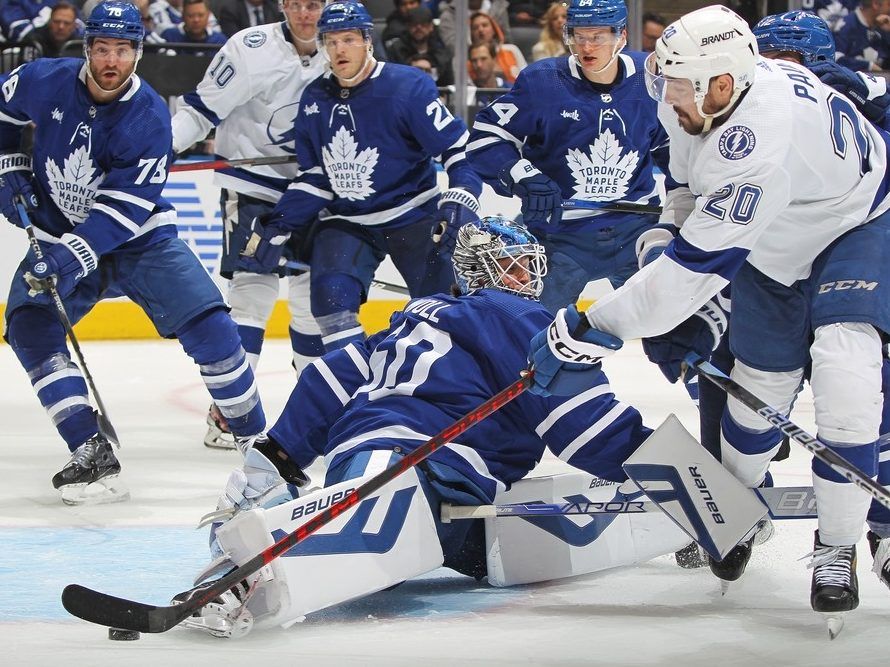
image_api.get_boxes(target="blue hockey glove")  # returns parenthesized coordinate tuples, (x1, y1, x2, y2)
(0, 153, 38, 227)
(642, 298, 727, 384)
(500, 159, 563, 226)
(432, 188, 480, 250)
(810, 61, 890, 124)
(236, 214, 291, 274)
(529, 304, 623, 396)
(23, 234, 96, 302)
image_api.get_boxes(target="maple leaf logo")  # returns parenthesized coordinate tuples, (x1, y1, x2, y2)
(566, 129, 639, 202)
(45, 146, 103, 224)
(321, 126, 378, 201)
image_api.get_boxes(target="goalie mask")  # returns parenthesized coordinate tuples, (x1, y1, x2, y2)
(452, 216, 547, 299)
(644, 5, 758, 133)
(752, 11, 834, 66)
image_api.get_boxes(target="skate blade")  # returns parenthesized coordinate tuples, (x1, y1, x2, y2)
(60, 475, 130, 506)
(822, 612, 847, 640)
(719, 579, 732, 596)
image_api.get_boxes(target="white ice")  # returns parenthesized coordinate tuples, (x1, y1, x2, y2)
(1, 338, 887, 666)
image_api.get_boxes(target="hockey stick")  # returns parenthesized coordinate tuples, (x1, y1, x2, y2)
(441, 485, 818, 522)
(169, 154, 298, 172)
(15, 200, 119, 446)
(562, 199, 663, 216)
(61, 372, 534, 633)
(691, 355, 890, 511)
(283, 260, 410, 296)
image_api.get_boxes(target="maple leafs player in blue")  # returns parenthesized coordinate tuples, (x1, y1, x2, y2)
(467, 0, 674, 316)
(0, 2, 267, 505)
(170, 216, 698, 638)
(172, 0, 327, 449)
(237, 1, 482, 352)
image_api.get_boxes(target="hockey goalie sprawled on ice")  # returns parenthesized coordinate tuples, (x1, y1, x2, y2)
(172, 217, 765, 638)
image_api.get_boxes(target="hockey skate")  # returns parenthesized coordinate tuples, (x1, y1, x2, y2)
(708, 534, 754, 594)
(171, 580, 254, 639)
(204, 404, 235, 450)
(807, 530, 858, 639)
(867, 530, 890, 591)
(51, 434, 128, 505)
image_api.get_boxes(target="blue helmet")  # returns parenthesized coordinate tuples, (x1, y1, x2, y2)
(317, 1, 374, 36)
(84, 1, 144, 43)
(452, 216, 547, 299)
(752, 11, 835, 66)
(566, 0, 628, 33)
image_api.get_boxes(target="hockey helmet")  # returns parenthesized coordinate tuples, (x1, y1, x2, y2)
(84, 1, 145, 44)
(452, 216, 547, 299)
(752, 11, 835, 66)
(316, 1, 374, 37)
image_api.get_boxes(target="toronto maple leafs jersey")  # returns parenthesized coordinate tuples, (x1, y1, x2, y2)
(584, 58, 890, 341)
(0, 59, 177, 255)
(272, 61, 481, 230)
(468, 53, 670, 234)
(269, 289, 649, 501)
(172, 22, 325, 203)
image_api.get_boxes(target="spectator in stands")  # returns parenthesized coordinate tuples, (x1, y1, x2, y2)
(640, 11, 665, 51)
(386, 6, 453, 85)
(1, 0, 65, 42)
(509, 0, 552, 26)
(27, 1, 81, 57)
(469, 11, 525, 82)
(161, 0, 227, 50)
(215, 0, 281, 37)
(439, 0, 510, 52)
(382, 0, 419, 43)
(131, 0, 167, 43)
(531, 1, 566, 61)
(468, 39, 508, 106)
(407, 51, 437, 79)
(835, 0, 890, 71)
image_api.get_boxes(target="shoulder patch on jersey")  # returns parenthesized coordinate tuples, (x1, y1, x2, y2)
(243, 31, 267, 48)
(718, 125, 756, 161)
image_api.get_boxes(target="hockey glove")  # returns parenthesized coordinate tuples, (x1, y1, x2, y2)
(0, 153, 38, 228)
(236, 214, 292, 274)
(810, 61, 890, 124)
(642, 298, 727, 386)
(529, 304, 623, 397)
(432, 188, 480, 250)
(634, 224, 677, 269)
(500, 159, 563, 226)
(23, 234, 97, 302)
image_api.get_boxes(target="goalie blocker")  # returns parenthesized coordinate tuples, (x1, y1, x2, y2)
(191, 417, 765, 634)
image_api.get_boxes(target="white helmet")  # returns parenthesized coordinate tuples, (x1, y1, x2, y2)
(646, 5, 758, 130)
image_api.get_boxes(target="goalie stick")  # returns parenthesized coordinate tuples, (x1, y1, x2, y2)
(169, 155, 297, 172)
(440, 485, 818, 522)
(15, 200, 119, 446)
(61, 373, 534, 633)
(562, 199, 663, 216)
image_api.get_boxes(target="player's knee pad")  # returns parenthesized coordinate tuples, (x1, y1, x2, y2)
(227, 272, 279, 328)
(310, 271, 364, 319)
(5, 306, 66, 365)
(211, 465, 443, 629)
(482, 472, 690, 587)
(725, 361, 803, 431)
(810, 322, 883, 444)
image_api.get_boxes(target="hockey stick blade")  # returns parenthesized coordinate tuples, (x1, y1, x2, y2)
(61, 373, 533, 632)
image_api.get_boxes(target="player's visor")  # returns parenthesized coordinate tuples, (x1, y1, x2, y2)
(644, 52, 695, 105)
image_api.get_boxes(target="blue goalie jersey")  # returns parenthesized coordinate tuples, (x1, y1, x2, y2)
(273, 61, 480, 230)
(0, 59, 177, 256)
(468, 53, 670, 233)
(270, 289, 650, 502)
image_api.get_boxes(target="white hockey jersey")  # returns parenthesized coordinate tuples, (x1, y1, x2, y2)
(585, 57, 890, 340)
(172, 21, 325, 202)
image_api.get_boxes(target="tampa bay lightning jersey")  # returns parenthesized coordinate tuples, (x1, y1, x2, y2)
(468, 53, 670, 233)
(0, 59, 177, 255)
(269, 289, 649, 502)
(273, 61, 481, 230)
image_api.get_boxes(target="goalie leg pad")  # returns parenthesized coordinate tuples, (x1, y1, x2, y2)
(212, 451, 443, 629)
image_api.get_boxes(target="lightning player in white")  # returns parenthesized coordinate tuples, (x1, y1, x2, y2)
(238, 1, 482, 352)
(0, 2, 267, 503)
(467, 0, 674, 315)
(529, 5, 890, 633)
(172, 0, 326, 449)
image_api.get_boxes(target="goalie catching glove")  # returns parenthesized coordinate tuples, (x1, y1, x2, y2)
(529, 304, 623, 396)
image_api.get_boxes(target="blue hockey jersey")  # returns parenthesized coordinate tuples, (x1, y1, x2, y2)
(468, 53, 670, 234)
(269, 289, 650, 502)
(0, 59, 177, 256)
(272, 61, 481, 231)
